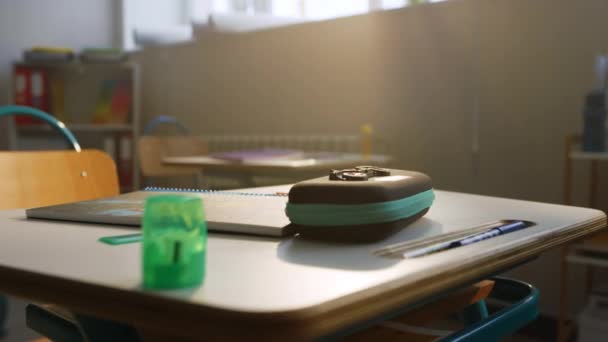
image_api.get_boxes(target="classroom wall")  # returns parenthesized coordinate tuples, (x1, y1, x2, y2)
(473, 0, 608, 318)
(133, 0, 477, 191)
(0, 0, 119, 149)
(133, 0, 608, 316)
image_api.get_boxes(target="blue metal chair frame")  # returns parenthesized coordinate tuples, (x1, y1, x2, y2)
(0, 295, 6, 338)
(0, 105, 81, 338)
(443, 277, 538, 342)
(142, 115, 189, 136)
(0, 105, 81, 151)
(323, 277, 538, 341)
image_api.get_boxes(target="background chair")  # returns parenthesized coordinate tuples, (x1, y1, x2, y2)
(139, 116, 208, 188)
(138, 135, 208, 187)
(138, 135, 208, 178)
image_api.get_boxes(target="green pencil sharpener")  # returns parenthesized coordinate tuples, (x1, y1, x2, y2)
(142, 195, 207, 289)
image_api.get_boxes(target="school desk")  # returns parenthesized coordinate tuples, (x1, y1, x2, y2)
(0, 185, 604, 340)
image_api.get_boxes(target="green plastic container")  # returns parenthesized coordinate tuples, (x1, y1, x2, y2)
(142, 195, 207, 289)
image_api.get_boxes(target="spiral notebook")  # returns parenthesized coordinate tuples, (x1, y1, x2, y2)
(26, 187, 293, 237)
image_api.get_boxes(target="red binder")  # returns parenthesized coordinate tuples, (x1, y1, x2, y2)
(13, 66, 50, 125)
(30, 69, 50, 113)
(13, 66, 33, 125)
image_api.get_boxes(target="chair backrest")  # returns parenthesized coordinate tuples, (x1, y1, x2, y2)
(138, 136, 208, 177)
(0, 149, 119, 209)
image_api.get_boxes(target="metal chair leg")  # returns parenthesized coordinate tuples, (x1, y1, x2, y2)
(462, 299, 489, 326)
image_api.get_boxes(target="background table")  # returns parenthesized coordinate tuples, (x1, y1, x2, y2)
(163, 153, 391, 187)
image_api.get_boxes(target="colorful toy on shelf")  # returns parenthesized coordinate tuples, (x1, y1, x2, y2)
(92, 80, 132, 124)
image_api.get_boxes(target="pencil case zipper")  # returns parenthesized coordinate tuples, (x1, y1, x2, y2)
(285, 189, 435, 226)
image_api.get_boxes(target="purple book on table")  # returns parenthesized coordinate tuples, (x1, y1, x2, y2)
(210, 149, 303, 162)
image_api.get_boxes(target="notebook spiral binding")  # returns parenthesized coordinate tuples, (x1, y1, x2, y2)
(144, 186, 288, 197)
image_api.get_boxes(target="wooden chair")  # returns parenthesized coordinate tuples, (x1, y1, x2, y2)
(0, 105, 120, 341)
(0, 149, 120, 342)
(0, 149, 119, 342)
(138, 135, 208, 186)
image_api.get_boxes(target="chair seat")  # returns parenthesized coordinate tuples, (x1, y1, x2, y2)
(347, 278, 538, 342)
(26, 304, 82, 342)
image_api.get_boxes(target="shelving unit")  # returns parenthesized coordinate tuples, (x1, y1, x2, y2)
(558, 134, 608, 342)
(570, 150, 608, 161)
(7, 61, 141, 191)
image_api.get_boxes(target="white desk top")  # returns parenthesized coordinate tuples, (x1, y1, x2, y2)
(0, 185, 605, 339)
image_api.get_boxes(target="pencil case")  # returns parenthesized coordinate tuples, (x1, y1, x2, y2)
(286, 166, 434, 242)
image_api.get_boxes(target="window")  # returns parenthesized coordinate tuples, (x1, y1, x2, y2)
(122, 0, 447, 50)
(192, 0, 414, 20)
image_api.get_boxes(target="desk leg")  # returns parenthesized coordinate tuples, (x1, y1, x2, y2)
(0, 295, 7, 337)
(590, 160, 599, 208)
(238, 173, 257, 188)
(557, 246, 570, 342)
(194, 170, 209, 189)
(74, 313, 139, 342)
(564, 150, 572, 205)
(558, 146, 572, 342)
(138, 328, 197, 342)
(585, 265, 595, 298)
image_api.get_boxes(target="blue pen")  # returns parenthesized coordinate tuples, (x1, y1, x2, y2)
(449, 221, 528, 248)
(403, 221, 528, 259)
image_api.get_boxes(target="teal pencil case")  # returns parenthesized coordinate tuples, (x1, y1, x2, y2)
(286, 166, 435, 242)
